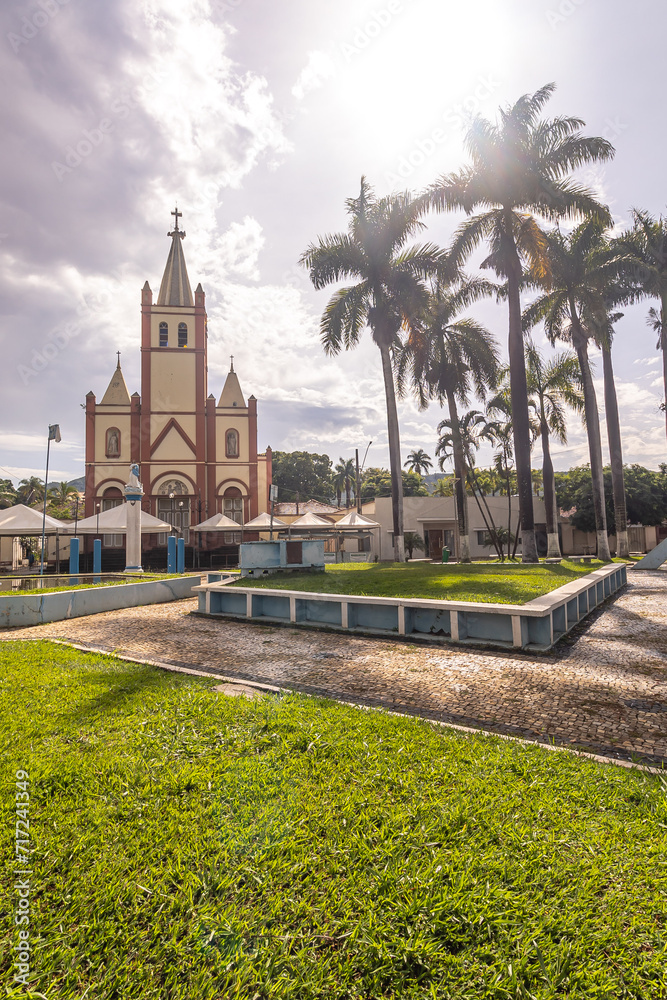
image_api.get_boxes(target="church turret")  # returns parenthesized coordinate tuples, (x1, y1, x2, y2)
(218, 357, 246, 408)
(100, 354, 131, 405)
(157, 207, 193, 307)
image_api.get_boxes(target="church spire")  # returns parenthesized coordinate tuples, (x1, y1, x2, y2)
(100, 353, 131, 404)
(157, 206, 194, 307)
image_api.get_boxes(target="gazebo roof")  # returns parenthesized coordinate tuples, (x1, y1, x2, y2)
(0, 504, 67, 535)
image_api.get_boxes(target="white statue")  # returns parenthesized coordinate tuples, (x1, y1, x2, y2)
(128, 463, 141, 489)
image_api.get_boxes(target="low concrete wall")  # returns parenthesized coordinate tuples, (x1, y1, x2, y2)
(0, 575, 201, 629)
(194, 564, 627, 652)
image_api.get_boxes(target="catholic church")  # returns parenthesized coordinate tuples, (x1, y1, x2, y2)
(84, 209, 272, 559)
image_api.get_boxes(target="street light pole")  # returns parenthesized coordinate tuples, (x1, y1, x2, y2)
(40, 423, 61, 576)
(356, 440, 372, 514)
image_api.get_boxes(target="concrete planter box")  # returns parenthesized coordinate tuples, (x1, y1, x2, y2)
(194, 564, 627, 652)
(0, 575, 201, 629)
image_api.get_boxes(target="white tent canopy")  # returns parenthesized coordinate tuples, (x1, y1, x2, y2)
(193, 512, 243, 531)
(0, 504, 67, 535)
(288, 512, 335, 529)
(334, 511, 380, 529)
(243, 512, 289, 530)
(60, 504, 174, 534)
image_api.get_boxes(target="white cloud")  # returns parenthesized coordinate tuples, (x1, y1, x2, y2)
(291, 50, 336, 100)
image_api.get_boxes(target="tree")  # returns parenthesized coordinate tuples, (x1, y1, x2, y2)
(404, 531, 426, 559)
(425, 82, 613, 562)
(404, 449, 433, 476)
(271, 451, 333, 503)
(334, 457, 356, 508)
(582, 301, 631, 557)
(525, 342, 584, 558)
(432, 476, 456, 496)
(396, 275, 499, 562)
(17, 477, 44, 506)
(48, 481, 78, 507)
(360, 468, 429, 500)
(484, 398, 518, 560)
(523, 218, 615, 562)
(300, 177, 445, 561)
(436, 409, 505, 560)
(610, 210, 667, 442)
(0, 479, 17, 508)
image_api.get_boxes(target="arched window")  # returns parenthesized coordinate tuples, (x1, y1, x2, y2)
(101, 487, 123, 547)
(178, 322, 188, 347)
(226, 428, 239, 458)
(105, 427, 120, 457)
(159, 322, 168, 347)
(157, 480, 190, 544)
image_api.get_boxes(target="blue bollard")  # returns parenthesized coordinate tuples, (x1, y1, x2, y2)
(167, 535, 177, 574)
(177, 537, 185, 575)
(69, 537, 80, 579)
(93, 538, 102, 581)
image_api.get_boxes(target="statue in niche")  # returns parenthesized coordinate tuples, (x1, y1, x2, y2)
(226, 429, 239, 457)
(106, 428, 120, 456)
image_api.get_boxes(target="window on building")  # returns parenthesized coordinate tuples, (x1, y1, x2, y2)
(225, 429, 239, 458)
(476, 530, 493, 546)
(222, 487, 243, 543)
(105, 427, 120, 458)
(159, 322, 168, 347)
(178, 322, 188, 347)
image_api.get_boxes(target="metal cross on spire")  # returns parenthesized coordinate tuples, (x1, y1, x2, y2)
(171, 206, 182, 230)
(116, 350, 121, 367)
(230, 355, 234, 372)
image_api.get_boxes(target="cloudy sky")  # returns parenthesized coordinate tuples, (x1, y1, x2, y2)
(0, 0, 665, 486)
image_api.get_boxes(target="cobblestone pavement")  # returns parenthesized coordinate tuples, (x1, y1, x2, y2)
(2, 569, 667, 764)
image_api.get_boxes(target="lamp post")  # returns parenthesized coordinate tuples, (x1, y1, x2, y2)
(356, 440, 372, 514)
(96, 503, 100, 534)
(40, 423, 61, 576)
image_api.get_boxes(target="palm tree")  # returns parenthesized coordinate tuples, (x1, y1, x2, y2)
(425, 83, 614, 562)
(525, 343, 584, 558)
(484, 391, 521, 560)
(436, 409, 504, 560)
(397, 277, 499, 562)
(610, 210, 667, 442)
(48, 481, 78, 506)
(334, 458, 356, 508)
(300, 178, 445, 561)
(580, 301, 630, 558)
(404, 449, 433, 477)
(522, 218, 615, 562)
(17, 477, 44, 506)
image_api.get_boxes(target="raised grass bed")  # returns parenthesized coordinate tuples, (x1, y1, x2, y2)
(195, 562, 627, 652)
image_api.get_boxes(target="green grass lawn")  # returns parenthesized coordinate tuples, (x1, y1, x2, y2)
(1, 641, 664, 999)
(234, 560, 609, 605)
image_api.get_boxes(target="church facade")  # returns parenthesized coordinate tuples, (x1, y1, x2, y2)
(84, 210, 272, 551)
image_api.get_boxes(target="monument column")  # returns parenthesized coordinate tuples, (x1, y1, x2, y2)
(124, 464, 144, 573)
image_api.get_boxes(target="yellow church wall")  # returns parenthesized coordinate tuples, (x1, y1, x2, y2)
(94, 413, 132, 463)
(149, 413, 197, 449)
(215, 413, 249, 462)
(151, 428, 197, 462)
(257, 456, 269, 513)
(150, 352, 196, 411)
(93, 462, 127, 493)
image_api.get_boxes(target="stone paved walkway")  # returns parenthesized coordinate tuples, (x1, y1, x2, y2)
(2, 569, 667, 764)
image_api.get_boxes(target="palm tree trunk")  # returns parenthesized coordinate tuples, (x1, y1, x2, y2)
(506, 460, 512, 560)
(570, 306, 611, 562)
(505, 224, 538, 562)
(661, 294, 667, 445)
(379, 341, 405, 562)
(445, 389, 471, 562)
(602, 342, 629, 558)
(541, 419, 561, 558)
